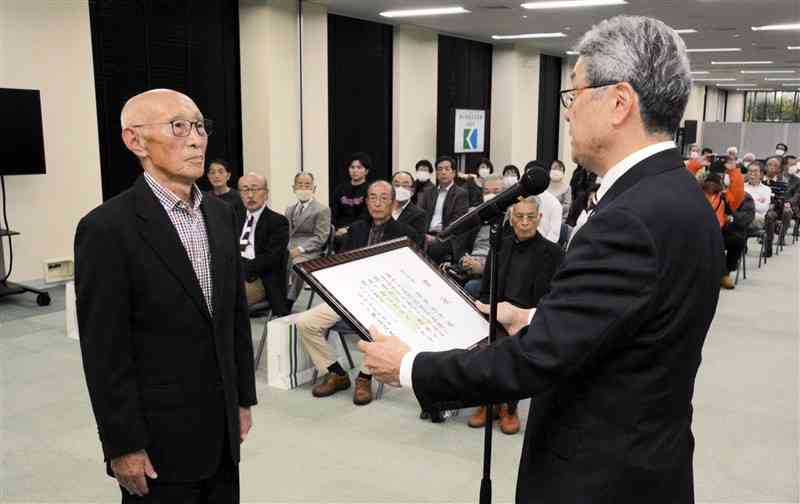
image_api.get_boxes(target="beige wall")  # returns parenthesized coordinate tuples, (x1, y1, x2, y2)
(392, 25, 438, 174)
(300, 1, 329, 205)
(726, 92, 745, 123)
(1, 0, 102, 283)
(239, 0, 301, 215)
(490, 44, 541, 169)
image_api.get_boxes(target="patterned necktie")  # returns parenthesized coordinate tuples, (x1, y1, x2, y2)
(568, 183, 602, 250)
(240, 215, 254, 252)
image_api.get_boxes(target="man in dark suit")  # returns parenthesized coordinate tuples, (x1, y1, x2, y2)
(417, 156, 470, 262)
(237, 173, 290, 316)
(391, 171, 426, 236)
(295, 180, 421, 406)
(74, 89, 256, 503)
(360, 16, 723, 503)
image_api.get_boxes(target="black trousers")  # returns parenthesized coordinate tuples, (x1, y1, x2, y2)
(120, 430, 238, 504)
(723, 229, 745, 274)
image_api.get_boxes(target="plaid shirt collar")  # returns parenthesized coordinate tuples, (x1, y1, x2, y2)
(144, 171, 203, 212)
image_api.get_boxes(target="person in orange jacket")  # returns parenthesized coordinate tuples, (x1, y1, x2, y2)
(698, 156, 746, 288)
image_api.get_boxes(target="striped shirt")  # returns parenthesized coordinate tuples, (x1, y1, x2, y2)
(144, 172, 214, 315)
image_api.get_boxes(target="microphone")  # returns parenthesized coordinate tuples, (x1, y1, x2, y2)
(439, 166, 550, 240)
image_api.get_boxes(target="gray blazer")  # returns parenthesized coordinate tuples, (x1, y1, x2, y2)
(285, 199, 331, 258)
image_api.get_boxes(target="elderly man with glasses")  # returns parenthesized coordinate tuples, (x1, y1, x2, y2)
(362, 16, 724, 503)
(75, 89, 256, 503)
(237, 172, 291, 315)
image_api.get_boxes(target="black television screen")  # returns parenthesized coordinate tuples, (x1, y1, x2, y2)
(0, 88, 46, 176)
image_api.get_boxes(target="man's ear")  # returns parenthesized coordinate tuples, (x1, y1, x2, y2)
(122, 128, 149, 159)
(609, 82, 637, 128)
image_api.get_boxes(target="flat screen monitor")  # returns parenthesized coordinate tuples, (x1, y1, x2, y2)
(0, 88, 46, 176)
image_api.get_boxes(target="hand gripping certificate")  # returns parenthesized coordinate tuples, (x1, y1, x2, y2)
(294, 238, 490, 352)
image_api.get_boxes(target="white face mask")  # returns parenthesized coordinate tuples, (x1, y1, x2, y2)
(743, 161, 751, 168)
(690, 151, 700, 159)
(394, 186, 412, 202)
(416, 171, 431, 182)
(550, 170, 564, 182)
(483, 193, 497, 202)
(295, 189, 313, 202)
(776, 149, 786, 156)
(503, 176, 518, 188)
(789, 164, 798, 176)
(478, 167, 491, 179)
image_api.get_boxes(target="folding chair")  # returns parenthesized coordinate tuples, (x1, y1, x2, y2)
(249, 300, 273, 369)
(305, 225, 337, 310)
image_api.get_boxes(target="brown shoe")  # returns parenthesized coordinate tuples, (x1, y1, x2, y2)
(353, 377, 373, 406)
(312, 372, 350, 398)
(499, 404, 520, 435)
(721, 275, 735, 290)
(468, 406, 488, 428)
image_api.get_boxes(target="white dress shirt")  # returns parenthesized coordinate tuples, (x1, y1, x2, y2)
(745, 182, 772, 217)
(400, 140, 677, 391)
(428, 183, 453, 232)
(240, 205, 267, 260)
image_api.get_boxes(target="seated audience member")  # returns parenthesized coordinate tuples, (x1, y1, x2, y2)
(332, 152, 371, 238)
(775, 142, 788, 157)
(238, 173, 291, 315)
(783, 155, 799, 191)
(687, 143, 701, 160)
(524, 160, 562, 243)
(412, 159, 435, 206)
(455, 159, 487, 208)
(285, 172, 331, 308)
(418, 156, 470, 263)
(206, 158, 245, 220)
(468, 195, 564, 434)
(721, 191, 755, 289)
(295, 181, 422, 406)
(460, 176, 506, 298)
(745, 161, 772, 228)
(763, 156, 792, 254)
(502, 164, 521, 189)
(566, 163, 597, 226)
(392, 171, 427, 236)
(699, 159, 745, 289)
(547, 159, 572, 221)
(741, 152, 756, 174)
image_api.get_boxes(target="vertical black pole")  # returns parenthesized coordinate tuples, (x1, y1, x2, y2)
(480, 217, 502, 504)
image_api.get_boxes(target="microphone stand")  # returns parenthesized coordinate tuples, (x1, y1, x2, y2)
(480, 214, 503, 504)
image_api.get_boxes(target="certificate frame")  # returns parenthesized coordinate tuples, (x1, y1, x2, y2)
(293, 237, 488, 347)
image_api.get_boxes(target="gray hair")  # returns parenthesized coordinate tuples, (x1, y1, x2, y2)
(727, 146, 739, 156)
(368, 180, 396, 202)
(743, 152, 755, 161)
(516, 195, 540, 212)
(482, 174, 504, 184)
(294, 172, 315, 185)
(575, 16, 691, 135)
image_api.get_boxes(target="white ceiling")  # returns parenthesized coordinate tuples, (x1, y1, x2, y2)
(311, 0, 800, 90)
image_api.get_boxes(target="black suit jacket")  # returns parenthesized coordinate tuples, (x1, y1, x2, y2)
(417, 183, 470, 233)
(240, 207, 290, 316)
(75, 176, 257, 482)
(411, 149, 724, 503)
(342, 218, 423, 251)
(395, 202, 427, 237)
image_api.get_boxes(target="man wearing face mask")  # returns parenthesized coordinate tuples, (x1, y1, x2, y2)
(412, 159, 434, 206)
(286, 172, 332, 307)
(392, 171, 426, 236)
(776, 142, 788, 157)
(741, 152, 756, 175)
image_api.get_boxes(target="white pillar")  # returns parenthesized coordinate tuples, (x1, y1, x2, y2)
(392, 24, 438, 174)
(490, 44, 541, 169)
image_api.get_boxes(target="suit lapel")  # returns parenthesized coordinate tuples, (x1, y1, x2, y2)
(293, 200, 316, 232)
(201, 199, 226, 327)
(134, 177, 212, 323)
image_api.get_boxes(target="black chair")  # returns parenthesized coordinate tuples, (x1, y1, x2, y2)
(793, 217, 800, 244)
(249, 300, 273, 369)
(305, 225, 337, 310)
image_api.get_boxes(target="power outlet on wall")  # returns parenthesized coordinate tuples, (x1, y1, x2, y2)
(43, 258, 74, 284)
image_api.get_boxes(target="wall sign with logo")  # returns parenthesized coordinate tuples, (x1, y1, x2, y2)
(453, 109, 486, 154)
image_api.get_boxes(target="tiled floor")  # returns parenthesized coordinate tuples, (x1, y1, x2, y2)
(0, 243, 797, 503)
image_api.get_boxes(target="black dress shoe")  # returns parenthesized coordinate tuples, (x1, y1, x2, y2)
(419, 409, 430, 420)
(429, 409, 446, 423)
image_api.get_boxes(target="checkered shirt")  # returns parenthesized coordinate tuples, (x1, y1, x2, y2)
(144, 172, 214, 315)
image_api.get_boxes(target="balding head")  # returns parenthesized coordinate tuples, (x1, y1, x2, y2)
(120, 88, 208, 189)
(238, 172, 269, 212)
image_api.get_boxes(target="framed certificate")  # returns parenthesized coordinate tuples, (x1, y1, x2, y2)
(294, 238, 490, 352)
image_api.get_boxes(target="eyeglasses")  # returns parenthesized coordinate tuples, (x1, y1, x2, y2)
(367, 195, 393, 204)
(240, 187, 266, 195)
(129, 119, 214, 137)
(559, 82, 620, 109)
